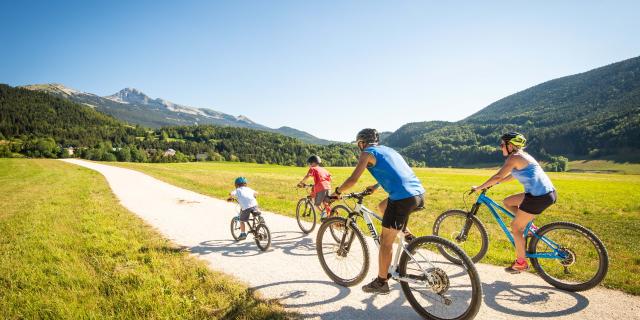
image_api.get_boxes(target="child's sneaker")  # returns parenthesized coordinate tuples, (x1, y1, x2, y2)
(238, 232, 247, 240)
(505, 259, 529, 274)
(320, 210, 328, 221)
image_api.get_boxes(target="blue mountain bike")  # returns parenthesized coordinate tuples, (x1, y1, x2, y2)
(433, 188, 608, 292)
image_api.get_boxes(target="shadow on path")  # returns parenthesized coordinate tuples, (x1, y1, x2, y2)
(253, 280, 421, 320)
(190, 230, 316, 257)
(482, 280, 589, 317)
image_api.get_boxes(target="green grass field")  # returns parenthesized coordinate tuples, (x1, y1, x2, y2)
(0, 159, 292, 319)
(113, 161, 640, 295)
(568, 160, 640, 175)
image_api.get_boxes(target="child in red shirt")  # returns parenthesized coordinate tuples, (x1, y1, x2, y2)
(297, 155, 332, 219)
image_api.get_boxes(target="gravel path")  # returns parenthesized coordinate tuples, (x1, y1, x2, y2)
(62, 159, 640, 319)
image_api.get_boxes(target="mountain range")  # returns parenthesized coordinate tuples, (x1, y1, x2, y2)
(381, 55, 640, 166)
(7, 55, 640, 167)
(21, 84, 334, 145)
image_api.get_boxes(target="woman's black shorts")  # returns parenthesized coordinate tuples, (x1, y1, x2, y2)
(519, 190, 557, 214)
(382, 193, 425, 230)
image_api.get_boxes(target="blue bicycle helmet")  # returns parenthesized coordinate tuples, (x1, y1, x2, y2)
(234, 177, 248, 185)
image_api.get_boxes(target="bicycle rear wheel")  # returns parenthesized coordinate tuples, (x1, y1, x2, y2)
(254, 224, 272, 251)
(399, 236, 482, 320)
(528, 221, 608, 291)
(433, 210, 489, 264)
(296, 198, 316, 234)
(316, 217, 370, 287)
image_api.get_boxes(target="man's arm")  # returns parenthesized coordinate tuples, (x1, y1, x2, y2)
(336, 152, 374, 194)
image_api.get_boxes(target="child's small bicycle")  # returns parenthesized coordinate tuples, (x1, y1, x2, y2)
(229, 200, 271, 251)
(295, 183, 333, 233)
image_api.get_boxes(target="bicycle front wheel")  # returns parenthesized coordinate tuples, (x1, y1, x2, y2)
(296, 198, 316, 234)
(316, 217, 370, 287)
(328, 205, 351, 243)
(528, 221, 608, 291)
(433, 210, 489, 264)
(399, 236, 482, 320)
(230, 217, 241, 241)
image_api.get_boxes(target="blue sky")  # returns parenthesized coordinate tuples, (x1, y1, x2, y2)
(2, 1, 639, 141)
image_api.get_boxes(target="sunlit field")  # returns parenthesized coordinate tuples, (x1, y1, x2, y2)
(0, 159, 292, 319)
(113, 161, 640, 295)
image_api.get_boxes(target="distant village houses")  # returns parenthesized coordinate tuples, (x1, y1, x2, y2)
(163, 148, 176, 157)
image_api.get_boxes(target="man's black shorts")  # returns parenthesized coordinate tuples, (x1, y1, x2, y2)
(382, 193, 425, 230)
(519, 190, 557, 215)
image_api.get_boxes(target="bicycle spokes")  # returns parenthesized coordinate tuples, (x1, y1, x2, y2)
(401, 238, 480, 320)
(531, 226, 603, 288)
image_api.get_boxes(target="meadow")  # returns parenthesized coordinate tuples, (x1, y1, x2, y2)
(0, 159, 292, 319)
(114, 161, 640, 295)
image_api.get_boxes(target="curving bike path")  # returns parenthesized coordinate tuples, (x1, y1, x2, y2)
(61, 159, 639, 319)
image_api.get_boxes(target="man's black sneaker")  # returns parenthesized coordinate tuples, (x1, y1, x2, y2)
(362, 277, 390, 294)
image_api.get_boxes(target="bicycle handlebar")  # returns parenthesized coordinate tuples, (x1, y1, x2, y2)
(468, 185, 492, 196)
(329, 188, 373, 202)
(297, 183, 314, 188)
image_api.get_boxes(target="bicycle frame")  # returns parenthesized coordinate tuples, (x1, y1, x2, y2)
(341, 198, 436, 286)
(473, 192, 567, 260)
(234, 206, 261, 233)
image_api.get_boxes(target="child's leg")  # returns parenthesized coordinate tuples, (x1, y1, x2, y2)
(240, 221, 246, 233)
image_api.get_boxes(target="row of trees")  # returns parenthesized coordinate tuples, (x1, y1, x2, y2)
(0, 85, 360, 166)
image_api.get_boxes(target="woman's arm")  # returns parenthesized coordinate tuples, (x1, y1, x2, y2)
(473, 158, 518, 192)
(337, 152, 374, 194)
(499, 173, 514, 183)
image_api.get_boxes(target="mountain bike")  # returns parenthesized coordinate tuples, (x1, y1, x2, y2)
(229, 201, 271, 251)
(295, 183, 332, 233)
(433, 187, 608, 292)
(316, 189, 482, 320)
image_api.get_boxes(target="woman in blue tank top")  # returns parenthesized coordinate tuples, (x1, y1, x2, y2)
(472, 132, 557, 274)
(334, 128, 425, 294)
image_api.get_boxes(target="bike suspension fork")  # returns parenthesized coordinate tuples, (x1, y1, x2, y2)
(459, 203, 481, 241)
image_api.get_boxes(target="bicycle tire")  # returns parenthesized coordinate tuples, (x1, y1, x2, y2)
(433, 210, 489, 264)
(296, 198, 316, 234)
(399, 236, 482, 320)
(528, 221, 608, 291)
(230, 217, 241, 241)
(254, 224, 272, 251)
(316, 216, 370, 287)
(329, 205, 352, 243)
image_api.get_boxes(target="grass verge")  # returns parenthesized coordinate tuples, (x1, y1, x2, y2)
(0, 159, 293, 319)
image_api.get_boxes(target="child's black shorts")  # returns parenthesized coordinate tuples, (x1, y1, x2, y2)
(239, 206, 260, 222)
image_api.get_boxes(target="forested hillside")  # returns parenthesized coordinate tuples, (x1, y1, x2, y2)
(383, 56, 640, 168)
(0, 85, 358, 165)
(22, 84, 336, 145)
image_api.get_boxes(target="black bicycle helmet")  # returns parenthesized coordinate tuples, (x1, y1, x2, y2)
(356, 128, 379, 144)
(307, 155, 321, 164)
